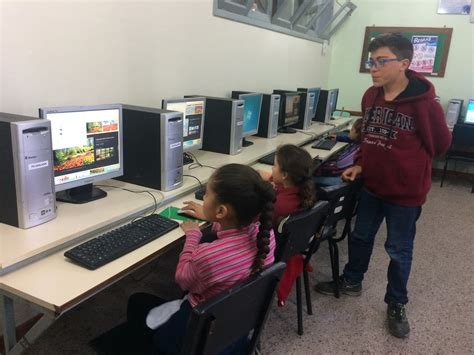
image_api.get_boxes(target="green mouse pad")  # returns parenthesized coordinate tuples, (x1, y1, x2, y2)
(159, 206, 205, 222)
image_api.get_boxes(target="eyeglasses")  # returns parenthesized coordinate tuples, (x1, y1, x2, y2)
(365, 58, 402, 69)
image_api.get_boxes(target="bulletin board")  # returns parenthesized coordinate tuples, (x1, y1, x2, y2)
(359, 26, 453, 77)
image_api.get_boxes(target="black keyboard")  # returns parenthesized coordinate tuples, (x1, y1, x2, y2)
(311, 139, 337, 150)
(258, 152, 276, 165)
(64, 214, 179, 270)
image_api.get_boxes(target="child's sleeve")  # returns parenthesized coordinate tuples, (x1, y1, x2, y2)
(175, 229, 205, 292)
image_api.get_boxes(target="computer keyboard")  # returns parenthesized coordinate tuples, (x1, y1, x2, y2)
(64, 214, 179, 270)
(258, 152, 276, 165)
(311, 139, 337, 150)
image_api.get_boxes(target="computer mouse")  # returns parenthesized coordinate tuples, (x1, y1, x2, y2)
(194, 187, 205, 201)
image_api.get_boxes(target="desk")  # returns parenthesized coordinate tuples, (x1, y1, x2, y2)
(0, 118, 353, 354)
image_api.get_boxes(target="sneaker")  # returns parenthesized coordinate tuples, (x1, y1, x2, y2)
(387, 302, 410, 338)
(314, 276, 362, 296)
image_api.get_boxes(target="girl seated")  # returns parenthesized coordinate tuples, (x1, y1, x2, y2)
(127, 163, 276, 354)
(258, 144, 316, 306)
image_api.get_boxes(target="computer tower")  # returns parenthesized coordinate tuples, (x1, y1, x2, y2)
(257, 94, 280, 138)
(314, 89, 338, 123)
(186, 96, 244, 155)
(292, 91, 315, 130)
(445, 99, 464, 128)
(0, 113, 56, 229)
(117, 105, 183, 191)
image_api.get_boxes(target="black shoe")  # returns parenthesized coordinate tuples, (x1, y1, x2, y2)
(314, 276, 362, 296)
(387, 302, 410, 338)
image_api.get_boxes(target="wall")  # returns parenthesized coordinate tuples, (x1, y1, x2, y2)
(328, 0, 473, 112)
(0, 0, 330, 117)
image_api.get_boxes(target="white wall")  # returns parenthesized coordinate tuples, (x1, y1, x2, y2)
(0, 0, 331, 117)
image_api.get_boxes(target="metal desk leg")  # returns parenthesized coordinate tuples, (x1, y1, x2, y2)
(1, 295, 16, 354)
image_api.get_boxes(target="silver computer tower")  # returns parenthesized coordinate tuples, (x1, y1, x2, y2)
(0, 113, 56, 228)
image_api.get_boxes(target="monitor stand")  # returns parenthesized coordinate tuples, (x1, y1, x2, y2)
(183, 152, 194, 165)
(278, 126, 297, 134)
(56, 184, 107, 204)
(242, 138, 254, 147)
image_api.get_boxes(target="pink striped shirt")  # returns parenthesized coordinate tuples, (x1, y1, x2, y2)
(175, 222, 276, 307)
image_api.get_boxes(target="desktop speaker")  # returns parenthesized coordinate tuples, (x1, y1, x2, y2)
(0, 113, 56, 229)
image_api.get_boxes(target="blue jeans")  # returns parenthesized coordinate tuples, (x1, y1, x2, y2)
(343, 188, 421, 305)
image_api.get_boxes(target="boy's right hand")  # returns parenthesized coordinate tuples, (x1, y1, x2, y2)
(341, 165, 362, 182)
(181, 201, 206, 220)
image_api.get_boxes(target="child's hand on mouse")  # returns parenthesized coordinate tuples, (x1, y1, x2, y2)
(181, 201, 206, 220)
(180, 220, 200, 233)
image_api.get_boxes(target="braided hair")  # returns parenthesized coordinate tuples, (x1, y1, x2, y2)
(276, 144, 316, 210)
(210, 164, 276, 274)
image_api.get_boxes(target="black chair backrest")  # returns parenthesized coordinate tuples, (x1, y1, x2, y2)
(180, 262, 286, 355)
(275, 200, 330, 262)
(317, 181, 362, 227)
(452, 124, 474, 147)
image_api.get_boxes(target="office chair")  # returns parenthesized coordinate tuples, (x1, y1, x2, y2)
(180, 262, 286, 355)
(274, 201, 330, 335)
(316, 180, 362, 298)
(440, 123, 474, 193)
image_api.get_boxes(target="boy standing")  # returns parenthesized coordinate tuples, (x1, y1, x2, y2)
(315, 33, 451, 338)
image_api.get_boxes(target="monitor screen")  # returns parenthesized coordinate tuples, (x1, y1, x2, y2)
(284, 93, 300, 126)
(239, 93, 263, 137)
(163, 98, 205, 152)
(465, 99, 474, 124)
(40, 105, 122, 191)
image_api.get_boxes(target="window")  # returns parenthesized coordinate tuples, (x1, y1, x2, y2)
(213, 0, 356, 43)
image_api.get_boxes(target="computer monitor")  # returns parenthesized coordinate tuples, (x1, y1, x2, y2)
(162, 97, 206, 164)
(231, 92, 263, 147)
(275, 92, 300, 133)
(39, 104, 123, 204)
(298, 87, 321, 120)
(464, 99, 474, 124)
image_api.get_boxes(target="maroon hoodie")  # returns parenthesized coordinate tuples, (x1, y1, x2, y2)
(357, 70, 451, 206)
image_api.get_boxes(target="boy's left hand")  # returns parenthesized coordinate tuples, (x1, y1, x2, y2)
(181, 220, 200, 233)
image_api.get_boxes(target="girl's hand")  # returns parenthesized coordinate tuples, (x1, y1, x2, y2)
(181, 201, 206, 220)
(181, 220, 200, 233)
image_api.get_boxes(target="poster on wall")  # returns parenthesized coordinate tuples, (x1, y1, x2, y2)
(410, 36, 438, 73)
(437, 0, 471, 14)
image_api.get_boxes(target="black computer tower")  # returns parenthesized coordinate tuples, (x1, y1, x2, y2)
(314, 90, 329, 123)
(314, 89, 338, 124)
(186, 96, 244, 155)
(117, 105, 183, 191)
